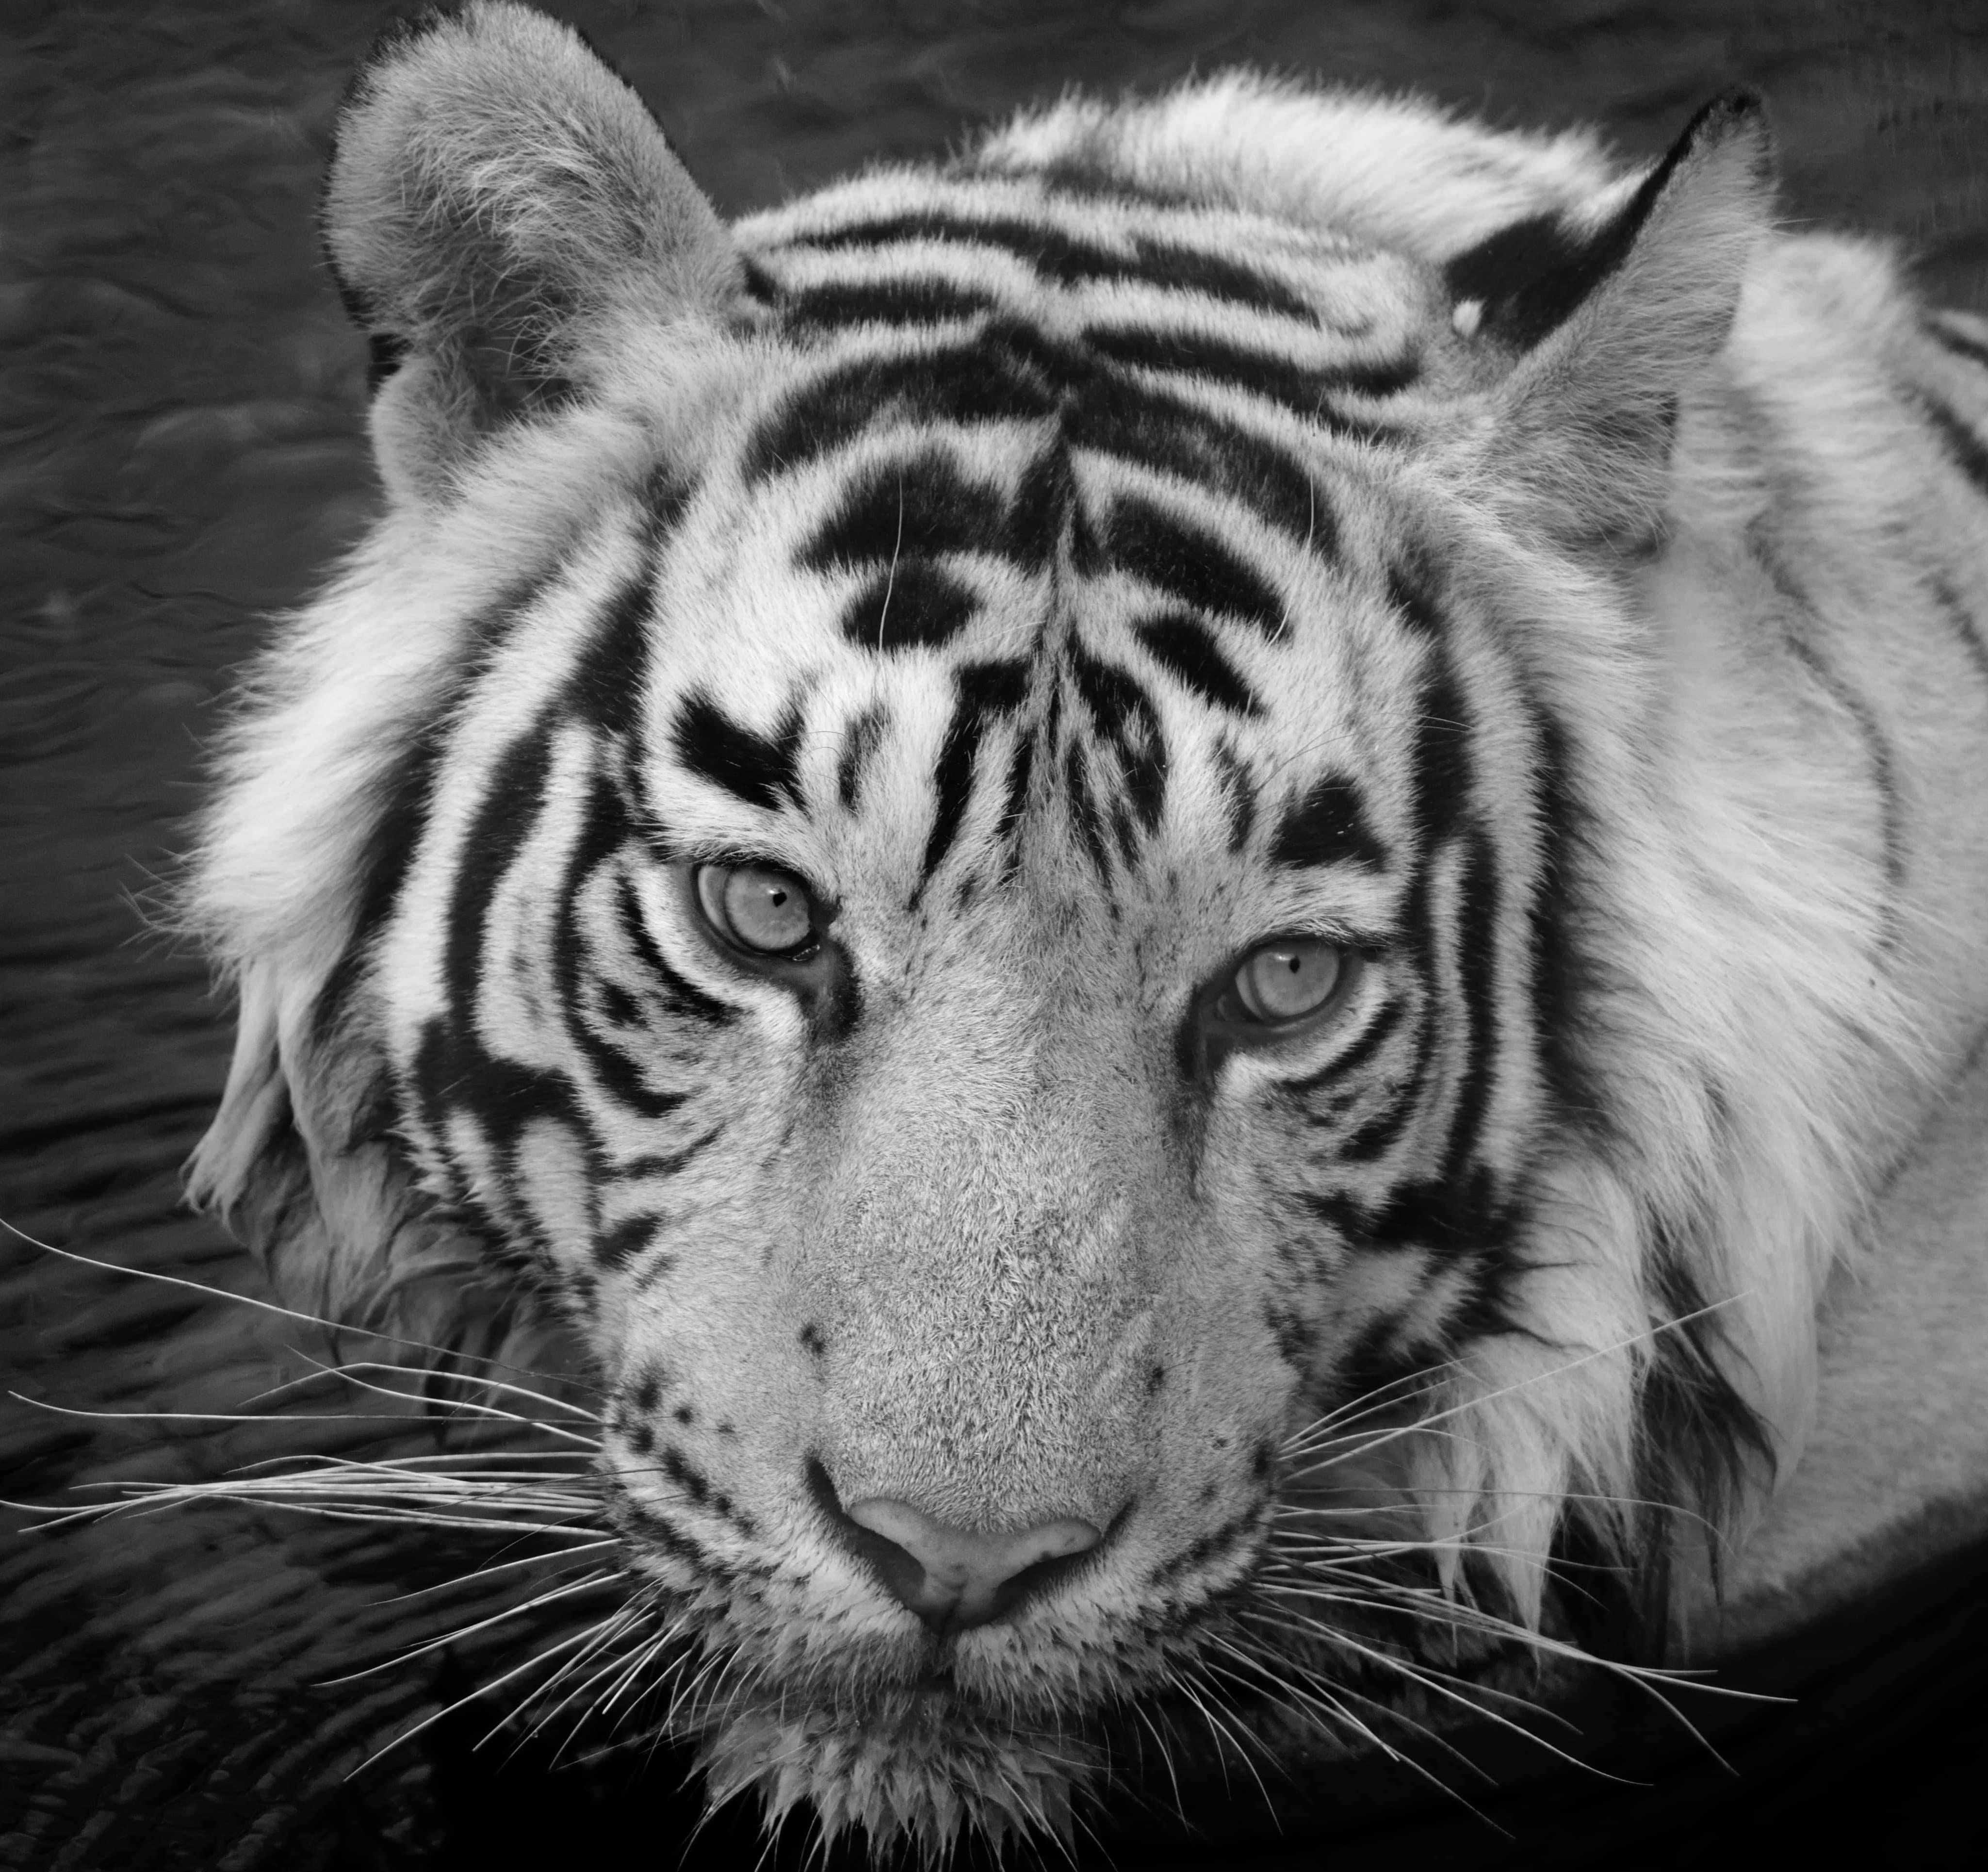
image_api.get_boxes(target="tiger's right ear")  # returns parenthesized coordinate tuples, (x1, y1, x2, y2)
(1449, 92, 1776, 550)
(325, 1, 741, 503)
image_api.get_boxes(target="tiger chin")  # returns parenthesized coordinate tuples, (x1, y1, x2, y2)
(182, 1, 1988, 1860)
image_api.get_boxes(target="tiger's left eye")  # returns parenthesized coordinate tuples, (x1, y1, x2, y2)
(696, 863, 816, 955)
(1231, 938, 1344, 1023)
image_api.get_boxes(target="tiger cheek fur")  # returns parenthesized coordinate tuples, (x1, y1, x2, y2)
(182, 0, 1988, 1859)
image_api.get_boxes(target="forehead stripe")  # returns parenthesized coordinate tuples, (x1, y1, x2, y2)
(836, 704, 889, 810)
(750, 326, 1343, 555)
(1095, 493, 1287, 640)
(801, 448, 1018, 571)
(1067, 643, 1168, 842)
(1084, 323, 1417, 427)
(1134, 612, 1262, 717)
(671, 693, 804, 812)
(1064, 384, 1326, 545)
(780, 276, 1002, 330)
(1211, 739, 1256, 852)
(917, 659, 1032, 887)
(745, 345, 1054, 482)
(1268, 772, 1385, 870)
(796, 211, 1319, 320)
(841, 561, 980, 652)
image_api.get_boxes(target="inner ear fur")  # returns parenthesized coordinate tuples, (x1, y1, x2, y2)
(324, 0, 740, 497)
(1450, 92, 1777, 546)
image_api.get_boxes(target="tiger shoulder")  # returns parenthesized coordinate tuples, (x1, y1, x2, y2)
(180, 1, 1988, 1859)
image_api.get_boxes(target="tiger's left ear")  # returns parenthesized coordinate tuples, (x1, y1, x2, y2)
(1449, 92, 1776, 546)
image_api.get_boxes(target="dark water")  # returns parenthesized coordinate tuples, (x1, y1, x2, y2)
(3, 2, 1985, 1867)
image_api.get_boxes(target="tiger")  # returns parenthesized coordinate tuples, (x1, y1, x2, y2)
(177, 0, 1988, 1858)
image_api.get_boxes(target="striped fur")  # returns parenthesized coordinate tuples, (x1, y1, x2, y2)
(185, 3, 1988, 1855)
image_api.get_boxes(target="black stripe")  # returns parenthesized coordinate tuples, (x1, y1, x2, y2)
(1068, 640, 1155, 743)
(407, 726, 593, 1237)
(1084, 324, 1416, 417)
(1337, 1077, 1418, 1163)
(917, 660, 1032, 887)
(310, 572, 563, 1044)
(441, 723, 556, 1025)
(1526, 708, 1604, 1139)
(959, 657, 1032, 718)
(745, 344, 1056, 482)
(1280, 997, 1404, 1100)
(1110, 798, 1141, 868)
(618, 1127, 725, 1183)
(1932, 577, 1988, 690)
(1343, 646, 1474, 1170)
(1268, 772, 1385, 870)
(612, 1489, 730, 1575)
(1065, 381, 1326, 544)
(1211, 740, 1256, 853)
(1095, 493, 1287, 639)
(1069, 641, 1168, 832)
(1063, 736, 1110, 874)
(670, 693, 804, 811)
(563, 562, 657, 738)
(836, 705, 889, 811)
(1926, 314, 1988, 374)
(1918, 389, 1988, 500)
(840, 560, 979, 651)
(1440, 828, 1500, 1182)
(1314, 1166, 1512, 1255)
(596, 1216, 660, 1271)
(748, 313, 1353, 566)
(1385, 555, 1447, 637)
(795, 212, 1319, 320)
(557, 783, 694, 1124)
(920, 697, 985, 888)
(800, 447, 1014, 572)
(1411, 653, 1473, 845)
(614, 875, 736, 1029)
(1135, 611, 1262, 716)
(1008, 443, 1074, 569)
(1129, 237, 1319, 322)
(779, 275, 999, 329)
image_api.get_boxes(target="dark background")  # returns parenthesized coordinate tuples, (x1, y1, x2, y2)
(3, 3, 1986, 1868)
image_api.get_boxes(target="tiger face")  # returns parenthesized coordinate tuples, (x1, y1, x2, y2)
(370, 193, 1509, 1823)
(189, 1, 1988, 1855)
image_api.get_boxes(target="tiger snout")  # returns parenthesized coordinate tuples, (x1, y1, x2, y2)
(601, 1078, 1291, 1651)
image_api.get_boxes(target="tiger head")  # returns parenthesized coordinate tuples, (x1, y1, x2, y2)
(188, 2, 1908, 1854)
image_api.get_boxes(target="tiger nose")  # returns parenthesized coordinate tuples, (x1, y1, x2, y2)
(842, 1495, 1104, 1634)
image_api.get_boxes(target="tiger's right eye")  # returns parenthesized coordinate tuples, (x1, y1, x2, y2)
(695, 862, 817, 956)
